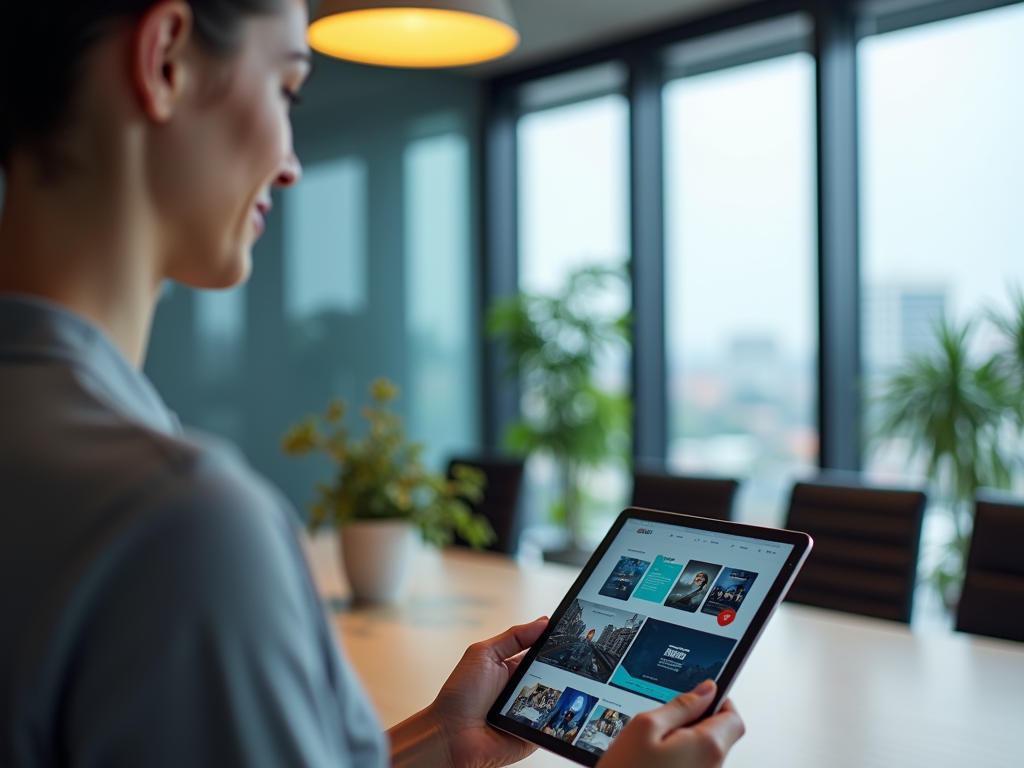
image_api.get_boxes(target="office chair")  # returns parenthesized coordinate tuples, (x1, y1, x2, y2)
(956, 492, 1024, 642)
(784, 476, 926, 622)
(447, 456, 525, 555)
(630, 465, 739, 522)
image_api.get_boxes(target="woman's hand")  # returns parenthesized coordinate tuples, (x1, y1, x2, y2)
(388, 617, 548, 768)
(597, 681, 745, 768)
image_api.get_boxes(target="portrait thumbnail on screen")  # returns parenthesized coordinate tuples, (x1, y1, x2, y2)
(664, 559, 722, 612)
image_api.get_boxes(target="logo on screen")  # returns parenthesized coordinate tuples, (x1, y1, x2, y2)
(637, 528, 653, 535)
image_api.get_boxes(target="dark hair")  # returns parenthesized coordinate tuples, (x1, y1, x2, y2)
(0, 0, 282, 169)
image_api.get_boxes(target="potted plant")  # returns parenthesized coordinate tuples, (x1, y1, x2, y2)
(873, 312, 1021, 607)
(282, 378, 494, 603)
(487, 265, 632, 563)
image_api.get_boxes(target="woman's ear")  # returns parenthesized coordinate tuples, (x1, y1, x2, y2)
(133, 0, 195, 122)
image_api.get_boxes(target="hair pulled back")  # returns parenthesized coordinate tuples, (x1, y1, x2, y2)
(0, 0, 282, 168)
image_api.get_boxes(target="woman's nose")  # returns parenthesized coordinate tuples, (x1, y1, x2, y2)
(275, 150, 302, 188)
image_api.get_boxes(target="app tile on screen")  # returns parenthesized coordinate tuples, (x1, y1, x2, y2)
(635, 555, 683, 603)
(609, 619, 737, 702)
(664, 559, 722, 612)
(702, 568, 759, 618)
(506, 683, 562, 728)
(598, 556, 651, 601)
(574, 706, 632, 756)
(538, 688, 600, 743)
(536, 599, 647, 683)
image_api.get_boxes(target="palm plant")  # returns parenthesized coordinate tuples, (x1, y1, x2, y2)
(487, 265, 631, 553)
(988, 291, 1024, 428)
(873, 317, 1015, 600)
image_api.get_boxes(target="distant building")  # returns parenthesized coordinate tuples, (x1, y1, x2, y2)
(551, 599, 587, 644)
(864, 283, 947, 371)
(594, 614, 642, 657)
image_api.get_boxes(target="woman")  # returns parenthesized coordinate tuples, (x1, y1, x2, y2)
(0, 2, 744, 766)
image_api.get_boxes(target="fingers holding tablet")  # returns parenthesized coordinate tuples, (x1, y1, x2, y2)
(597, 681, 745, 768)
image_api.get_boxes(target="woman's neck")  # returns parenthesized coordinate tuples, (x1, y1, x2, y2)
(0, 152, 162, 368)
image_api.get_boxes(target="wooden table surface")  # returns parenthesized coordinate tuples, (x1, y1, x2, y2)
(304, 535, 1024, 768)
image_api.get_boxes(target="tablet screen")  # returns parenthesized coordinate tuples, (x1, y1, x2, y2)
(495, 515, 799, 758)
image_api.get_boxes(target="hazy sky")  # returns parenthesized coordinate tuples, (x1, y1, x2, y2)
(860, 3, 1024, 324)
(665, 53, 816, 363)
(517, 94, 631, 324)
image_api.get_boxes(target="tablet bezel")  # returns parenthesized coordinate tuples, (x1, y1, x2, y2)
(486, 507, 813, 766)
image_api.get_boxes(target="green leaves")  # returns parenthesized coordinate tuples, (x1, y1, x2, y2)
(873, 300, 1024, 594)
(487, 264, 632, 547)
(282, 379, 495, 549)
(487, 264, 632, 469)
(875, 318, 1014, 511)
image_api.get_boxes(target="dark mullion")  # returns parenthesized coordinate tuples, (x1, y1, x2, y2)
(481, 82, 521, 453)
(815, 0, 861, 471)
(628, 52, 668, 465)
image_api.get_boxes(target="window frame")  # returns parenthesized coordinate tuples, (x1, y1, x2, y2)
(481, 0, 1024, 472)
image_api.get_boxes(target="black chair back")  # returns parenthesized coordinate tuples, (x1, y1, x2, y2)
(631, 468, 739, 522)
(447, 456, 525, 555)
(784, 477, 926, 623)
(957, 493, 1024, 642)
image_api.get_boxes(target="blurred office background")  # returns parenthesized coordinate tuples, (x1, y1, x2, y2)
(4, 0, 1018, 548)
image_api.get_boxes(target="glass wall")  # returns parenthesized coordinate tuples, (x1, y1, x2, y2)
(515, 76, 632, 545)
(857, 1, 1024, 626)
(404, 132, 476, 466)
(663, 51, 819, 526)
(285, 156, 368, 321)
(860, 2, 1024, 481)
(145, 63, 482, 514)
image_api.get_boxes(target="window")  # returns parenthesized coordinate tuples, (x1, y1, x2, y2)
(404, 132, 477, 465)
(516, 68, 632, 542)
(859, 3, 1024, 480)
(663, 40, 818, 526)
(284, 156, 368, 321)
(195, 284, 246, 384)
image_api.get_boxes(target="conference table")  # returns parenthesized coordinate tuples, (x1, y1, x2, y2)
(303, 536, 1024, 768)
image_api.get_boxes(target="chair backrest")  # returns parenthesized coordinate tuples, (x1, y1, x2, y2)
(630, 468, 739, 522)
(447, 456, 525, 555)
(784, 477, 926, 623)
(957, 493, 1024, 642)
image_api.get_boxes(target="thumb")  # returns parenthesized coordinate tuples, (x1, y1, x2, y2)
(641, 680, 717, 737)
(478, 617, 548, 663)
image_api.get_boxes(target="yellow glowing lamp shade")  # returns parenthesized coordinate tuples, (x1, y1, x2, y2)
(309, 0, 519, 68)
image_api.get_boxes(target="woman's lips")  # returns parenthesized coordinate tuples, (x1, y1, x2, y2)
(252, 200, 272, 237)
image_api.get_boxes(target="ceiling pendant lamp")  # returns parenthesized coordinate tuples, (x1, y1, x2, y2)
(308, 0, 520, 68)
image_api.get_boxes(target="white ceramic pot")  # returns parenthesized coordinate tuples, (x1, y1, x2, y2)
(339, 519, 420, 603)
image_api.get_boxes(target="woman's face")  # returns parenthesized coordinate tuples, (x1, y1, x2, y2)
(154, 0, 310, 289)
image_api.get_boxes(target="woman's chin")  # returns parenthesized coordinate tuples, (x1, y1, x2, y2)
(168, 250, 252, 291)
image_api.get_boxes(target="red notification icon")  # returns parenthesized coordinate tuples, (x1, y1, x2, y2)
(717, 609, 737, 627)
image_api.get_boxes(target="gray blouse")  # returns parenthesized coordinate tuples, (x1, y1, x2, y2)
(0, 294, 387, 767)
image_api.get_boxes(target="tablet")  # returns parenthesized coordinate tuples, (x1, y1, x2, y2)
(487, 508, 812, 765)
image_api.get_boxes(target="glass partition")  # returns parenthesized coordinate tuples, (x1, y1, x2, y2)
(516, 89, 632, 545)
(663, 51, 818, 526)
(404, 132, 476, 466)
